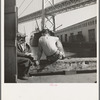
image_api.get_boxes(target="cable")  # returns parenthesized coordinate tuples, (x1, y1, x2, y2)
(19, 0, 34, 17)
(18, 0, 34, 17)
(18, 0, 26, 9)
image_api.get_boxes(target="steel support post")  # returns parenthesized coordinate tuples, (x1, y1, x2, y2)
(41, 0, 45, 30)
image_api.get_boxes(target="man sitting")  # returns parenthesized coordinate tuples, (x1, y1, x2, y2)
(36, 29, 65, 66)
(17, 33, 34, 80)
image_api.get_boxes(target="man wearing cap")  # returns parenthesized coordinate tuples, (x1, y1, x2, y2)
(17, 33, 34, 80)
(36, 29, 65, 66)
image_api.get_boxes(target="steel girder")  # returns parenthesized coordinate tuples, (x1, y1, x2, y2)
(18, 0, 96, 23)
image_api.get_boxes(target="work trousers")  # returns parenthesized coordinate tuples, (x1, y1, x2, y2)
(17, 57, 33, 77)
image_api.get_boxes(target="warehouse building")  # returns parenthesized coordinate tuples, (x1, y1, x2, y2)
(55, 17, 97, 44)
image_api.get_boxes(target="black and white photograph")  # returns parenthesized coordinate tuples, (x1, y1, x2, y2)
(4, 0, 98, 83)
(2, 0, 99, 100)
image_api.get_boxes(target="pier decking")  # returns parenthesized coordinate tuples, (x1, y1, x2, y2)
(29, 58, 97, 76)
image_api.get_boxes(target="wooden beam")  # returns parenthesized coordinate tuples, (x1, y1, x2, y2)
(5, 0, 17, 83)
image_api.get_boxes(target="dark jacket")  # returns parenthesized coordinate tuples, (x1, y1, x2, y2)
(17, 42, 31, 57)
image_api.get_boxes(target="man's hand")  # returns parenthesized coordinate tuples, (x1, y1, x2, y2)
(25, 52, 32, 57)
(59, 51, 66, 60)
(35, 60, 40, 66)
(25, 52, 34, 61)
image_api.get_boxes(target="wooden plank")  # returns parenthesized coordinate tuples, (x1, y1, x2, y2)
(5, 0, 17, 83)
(5, 14, 16, 40)
(5, 6, 16, 14)
(29, 69, 96, 76)
(5, 0, 16, 7)
(5, 47, 17, 83)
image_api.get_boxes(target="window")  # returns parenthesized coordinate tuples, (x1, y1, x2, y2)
(65, 34, 67, 42)
(77, 31, 84, 42)
(95, 19, 97, 24)
(90, 21, 94, 25)
(85, 23, 87, 27)
(78, 25, 81, 28)
(73, 27, 75, 30)
(88, 20, 94, 26)
(82, 23, 87, 27)
(61, 35, 63, 42)
(78, 31, 82, 34)
(88, 21, 91, 25)
(88, 29, 95, 42)
(69, 33, 75, 42)
(92, 20, 94, 25)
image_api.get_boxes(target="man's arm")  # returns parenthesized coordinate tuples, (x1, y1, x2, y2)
(37, 42, 43, 61)
(36, 42, 43, 65)
(17, 43, 32, 58)
(17, 48, 26, 57)
(56, 38, 65, 56)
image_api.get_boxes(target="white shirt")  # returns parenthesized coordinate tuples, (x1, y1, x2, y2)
(39, 35, 59, 56)
(21, 43, 25, 51)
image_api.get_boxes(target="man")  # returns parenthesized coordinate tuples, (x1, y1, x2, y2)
(17, 33, 34, 80)
(36, 29, 65, 65)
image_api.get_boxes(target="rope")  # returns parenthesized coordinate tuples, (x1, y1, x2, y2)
(18, 0, 34, 17)
(18, 0, 26, 9)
